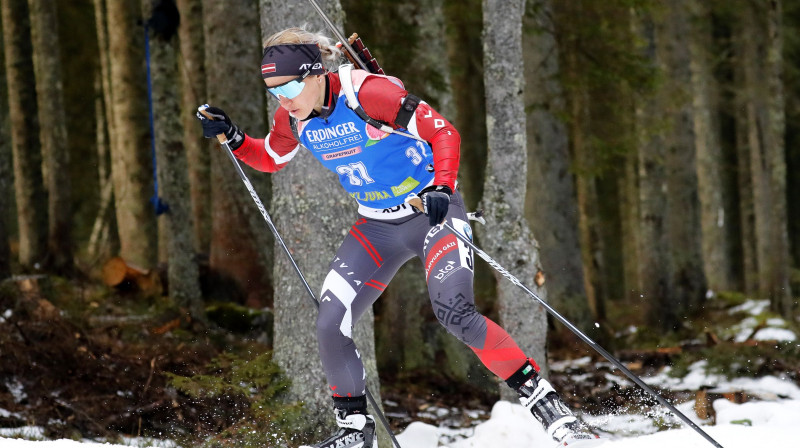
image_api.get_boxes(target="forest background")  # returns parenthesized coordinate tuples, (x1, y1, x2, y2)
(1, 0, 799, 447)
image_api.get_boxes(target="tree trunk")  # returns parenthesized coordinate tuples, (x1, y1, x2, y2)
(441, 0, 497, 349)
(143, 0, 205, 325)
(0, 14, 11, 279)
(763, 0, 792, 316)
(2, 0, 47, 269)
(524, 0, 593, 332)
(86, 71, 115, 263)
(787, 4, 800, 274)
(598, 9, 639, 312)
(688, 0, 734, 294)
(732, 28, 757, 295)
(570, 76, 604, 320)
(619, 140, 639, 306)
(738, 0, 792, 316)
(175, 0, 211, 254)
(634, 11, 674, 331)
(443, 0, 486, 211)
(202, 0, 272, 310)
(557, 17, 605, 324)
(660, 4, 706, 316)
(259, 2, 386, 442)
(106, 0, 157, 268)
(481, 0, 548, 402)
(88, 0, 117, 264)
(29, 0, 73, 274)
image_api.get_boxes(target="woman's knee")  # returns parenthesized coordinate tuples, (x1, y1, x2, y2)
(316, 306, 347, 340)
(437, 305, 487, 346)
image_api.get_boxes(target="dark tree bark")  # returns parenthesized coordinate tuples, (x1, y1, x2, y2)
(631, 4, 708, 330)
(733, 31, 757, 296)
(633, 10, 675, 331)
(524, 0, 593, 331)
(143, 0, 205, 324)
(0, 14, 11, 279)
(551, 0, 637, 322)
(441, 0, 497, 364)
(175, 0, 211, 254)
(481, 0, 549, 403)
(737, 0, 792, 316)
(660, 4, 707, 316)
(443, 0, 486, 211)
(202, 0, 272, 308)
(29, 0, 73, 274)
(688, 0, 735, 294)
(2, 0, 47, 269)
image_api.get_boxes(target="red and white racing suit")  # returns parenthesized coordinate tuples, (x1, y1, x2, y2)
(231, 70, 536, 397)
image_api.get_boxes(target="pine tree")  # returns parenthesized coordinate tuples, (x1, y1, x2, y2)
(29, 0, 73, 274)
(1, 0, 47, 269)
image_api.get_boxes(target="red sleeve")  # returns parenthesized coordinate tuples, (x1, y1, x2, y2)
(231, 107, 299, 173)
(359, 77, 461, 191)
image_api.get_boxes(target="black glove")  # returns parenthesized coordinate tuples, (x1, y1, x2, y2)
(419, 185, 453, 226)
(196, 104, 245, 150)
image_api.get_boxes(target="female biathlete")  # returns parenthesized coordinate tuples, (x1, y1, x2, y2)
(197, 26, 601, 448)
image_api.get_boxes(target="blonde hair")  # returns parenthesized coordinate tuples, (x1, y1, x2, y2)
(263, 25, 343, 71)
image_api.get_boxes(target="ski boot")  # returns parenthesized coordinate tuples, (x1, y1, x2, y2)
(300, 396, 377, 448)
(507, 361, 605, 448)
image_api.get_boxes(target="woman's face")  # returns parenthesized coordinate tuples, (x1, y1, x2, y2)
(264, 74, 325, 119)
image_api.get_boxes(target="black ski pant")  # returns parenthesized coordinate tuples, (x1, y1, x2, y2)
(316, 191, 531, 398)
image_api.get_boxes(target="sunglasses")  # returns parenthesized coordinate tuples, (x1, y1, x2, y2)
(266, 75, 308, 100)
(264, 52, 322, 100)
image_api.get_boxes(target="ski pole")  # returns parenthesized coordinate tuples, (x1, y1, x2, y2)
(200, 110, 403, 448)
(405, 194, 725, 448)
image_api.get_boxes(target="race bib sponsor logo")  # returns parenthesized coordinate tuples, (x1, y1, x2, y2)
(425, 234, 458, 281)
(433, 260, 461, 283)
(322, 146, 362, 160)
(305, 122, 360, 143)
(365, 123, 390, 146)
(391, 177, 420, 197)
(350, 190, 393, 202)
(382, 204, 409, 213)
(423, 224, 444, 252)
(304, 121, 364, 151)
(451, 217, 474, 272)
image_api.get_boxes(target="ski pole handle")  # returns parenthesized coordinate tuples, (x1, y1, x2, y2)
(197, 108, 228, 145)
(405, 194, 424, 212)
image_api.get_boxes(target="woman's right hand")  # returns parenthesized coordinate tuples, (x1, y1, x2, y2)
(196, 104, 245, 149)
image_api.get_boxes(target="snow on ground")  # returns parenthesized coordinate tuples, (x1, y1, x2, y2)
(395, 362, 798, 448)
(0, 299, 795, 447)
(2, 367, 795, 448)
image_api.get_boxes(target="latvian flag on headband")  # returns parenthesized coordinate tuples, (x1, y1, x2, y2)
(261, 63, 276, 75)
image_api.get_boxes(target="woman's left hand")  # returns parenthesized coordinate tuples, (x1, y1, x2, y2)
(419, 185, 452, 226)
